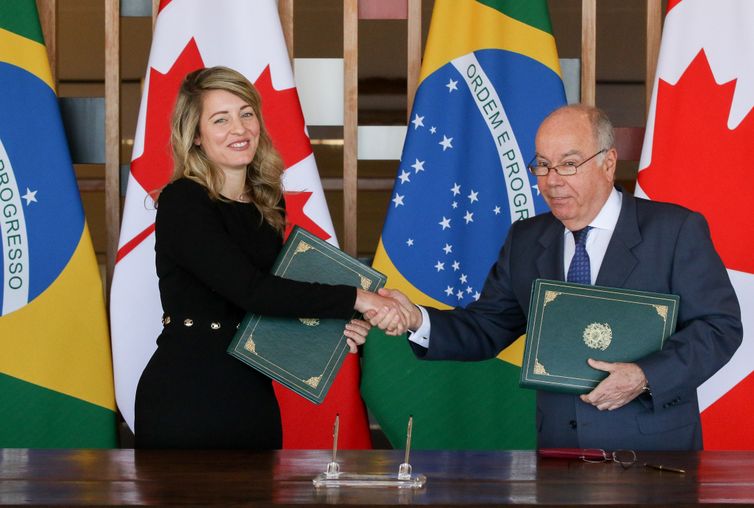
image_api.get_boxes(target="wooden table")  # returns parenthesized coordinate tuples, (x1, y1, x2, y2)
(1, 449, 754, 506)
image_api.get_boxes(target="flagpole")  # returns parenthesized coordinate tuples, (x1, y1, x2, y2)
(406, 0, 421, 120)
(645, 0, 662, 112)
(104, 0, 120, 296)
(580, 0, 596, 106)
(343, 0, 358, 257)
(278, 0, 294, 63)
(36, 0, 57, 85)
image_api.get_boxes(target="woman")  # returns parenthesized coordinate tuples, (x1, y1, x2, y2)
(134, 66, 404, 449)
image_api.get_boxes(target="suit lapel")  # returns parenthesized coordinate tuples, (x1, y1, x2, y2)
(595, 190, 642, 287)
(536, 217, 565, 281)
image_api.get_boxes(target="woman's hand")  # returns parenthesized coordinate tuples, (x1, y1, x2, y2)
(354, 289, 410, 336)
(343, 319, 371, 353)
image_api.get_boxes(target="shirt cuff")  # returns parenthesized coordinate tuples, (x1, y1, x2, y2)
(407, 305, 431, 349)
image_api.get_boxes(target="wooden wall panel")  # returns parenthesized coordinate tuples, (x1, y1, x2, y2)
(39, 0, 667, 279)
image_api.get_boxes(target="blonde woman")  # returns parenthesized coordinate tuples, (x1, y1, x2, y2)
(135, 67, 404, 449)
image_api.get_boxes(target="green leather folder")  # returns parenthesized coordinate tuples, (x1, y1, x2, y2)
(520, 279, 679, 394)
(227, 226, 386, 404)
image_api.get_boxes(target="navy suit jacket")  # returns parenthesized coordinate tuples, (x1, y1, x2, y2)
(417, 190, 742, 450)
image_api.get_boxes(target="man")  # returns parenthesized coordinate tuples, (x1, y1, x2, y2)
(371, 104, 742, 450)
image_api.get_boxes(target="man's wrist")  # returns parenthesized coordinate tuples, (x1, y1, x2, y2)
(409, 304, 423, 331)
(641, 381, 652, 396)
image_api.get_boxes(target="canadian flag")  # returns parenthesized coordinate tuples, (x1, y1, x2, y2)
(110, 0, 371, 448)
(637, 0, 754, 449)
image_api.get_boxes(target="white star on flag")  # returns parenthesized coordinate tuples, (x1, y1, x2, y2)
(459, 274, 468, 284)
(446, 78, 458, 92)
(493, 206, 501, 215)
(412, 159, 426, 173)
(450, 183, 461, 195)
(451, 201, 458, 209)
(533, 184, 541, 196)
(411, 114, 425, 129)
(434, 261, 445, 272)
(452, 260, 460, 271)
(466, 286, 473, 294)
(445, 286, 454, 296)
(430, 126, 437, 134)
(468, 190, 478, 203)
(443, 243, 453, 254)
(406, 238, 414, 246)
(439, 135, 454, 151)
(398, 170, 411, 184)
(392, 193, 405, 207)
(22, 187, 38, 205)
(456, 290, 464, 300)
(439, 216, 451, 230)
(463, 211, 474, 224)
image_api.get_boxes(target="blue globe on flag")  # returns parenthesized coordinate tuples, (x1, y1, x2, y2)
(382, 49, 564, 307)
(0, 62, 83, 316)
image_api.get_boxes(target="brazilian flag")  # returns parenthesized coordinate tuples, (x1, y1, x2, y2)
(362, 0, 566, 449)
(0, 1, 116, 446)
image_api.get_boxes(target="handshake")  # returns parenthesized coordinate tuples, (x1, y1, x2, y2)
(354, 288, 422, 336)
(342, 288, 422, 353)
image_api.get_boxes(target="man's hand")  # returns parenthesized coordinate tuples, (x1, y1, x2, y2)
(580, 359, 647, 411)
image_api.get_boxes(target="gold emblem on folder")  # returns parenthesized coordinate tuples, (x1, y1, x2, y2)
(653, 304, 668, 320)
(583, 322, 612, 350)
(304, 375, 322, 388)
(359, 275, 372, 290)
(244, 336, 256, 354)
(299, 318, 320, 327)
(534, 359, 548, 375)
(295, 241, 313, 254)
(543, 290, 560, 307)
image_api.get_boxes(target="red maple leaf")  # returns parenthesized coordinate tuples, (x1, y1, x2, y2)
(131, 51, 313, 195)
(638, 50, 754, 274)
(283, 191, 330, 241)
(130, 38, 205, 196)
(254, 65, 313, 170)
(117, 39, 204, 262)
(667, 0, 682, 13)
(126, 40, 324, 256)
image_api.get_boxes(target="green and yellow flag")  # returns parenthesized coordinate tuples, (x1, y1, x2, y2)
(361, 0, 566, 449)
(0, 0, 116, 447)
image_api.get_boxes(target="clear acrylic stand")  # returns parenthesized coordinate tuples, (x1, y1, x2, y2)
(312, 415, 427, 488)
(311, 470, 427, 488)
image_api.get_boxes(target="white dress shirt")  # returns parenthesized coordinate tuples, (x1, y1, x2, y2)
(409, 188, 623, 348)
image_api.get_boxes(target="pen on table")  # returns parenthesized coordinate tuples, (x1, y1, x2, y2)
(332, 413, 339, 464)
(644, 462, 686, 474)
(404, 415, 413, 465)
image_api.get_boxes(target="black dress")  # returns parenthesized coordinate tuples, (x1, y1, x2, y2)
(134, 178, 356, 449)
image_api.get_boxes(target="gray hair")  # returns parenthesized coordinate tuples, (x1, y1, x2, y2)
(547, 104, 615, 154)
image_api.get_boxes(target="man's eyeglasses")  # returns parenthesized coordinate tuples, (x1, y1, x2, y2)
(527, 149, 607, 177)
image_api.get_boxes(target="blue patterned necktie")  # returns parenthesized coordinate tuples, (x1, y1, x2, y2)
(567, 227, 592, 285)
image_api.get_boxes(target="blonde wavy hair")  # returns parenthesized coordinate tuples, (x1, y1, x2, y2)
(169, 66, 286, 233)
